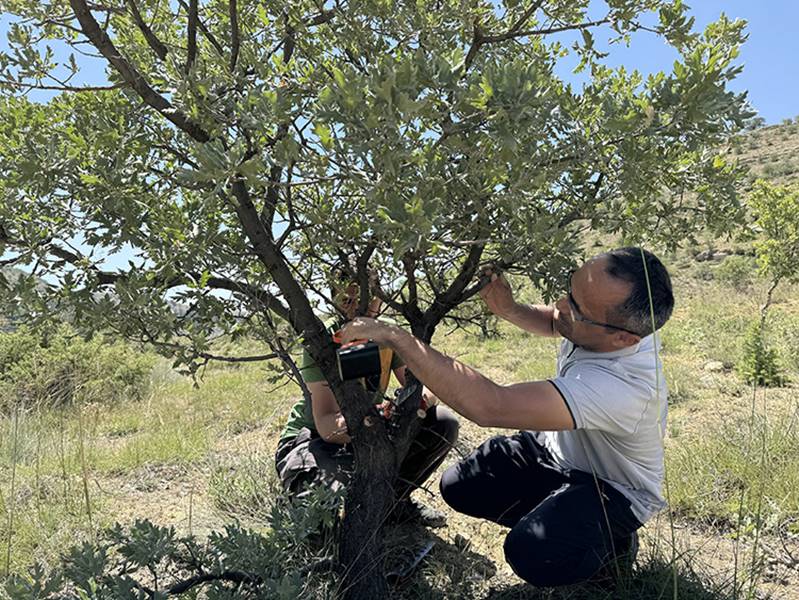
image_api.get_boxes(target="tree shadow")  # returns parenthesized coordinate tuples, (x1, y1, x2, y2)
(384, 524, 747, 600)
(383, 525, 497, 599)
(480, 557, 741, 600)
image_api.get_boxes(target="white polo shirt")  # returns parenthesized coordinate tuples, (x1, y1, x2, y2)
(543, 334, 668, 523)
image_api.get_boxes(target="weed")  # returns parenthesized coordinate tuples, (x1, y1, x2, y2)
(736, 322, 784, 387)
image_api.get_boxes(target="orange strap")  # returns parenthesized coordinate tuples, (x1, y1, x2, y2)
(378, 347, 394, 391)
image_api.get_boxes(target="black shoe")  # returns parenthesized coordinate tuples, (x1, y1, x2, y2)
(387, 498, 447, 528)
(588, 531, 639, 587)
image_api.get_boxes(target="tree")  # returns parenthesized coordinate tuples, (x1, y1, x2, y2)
(736, 180, 799, 386)
(748, 180, 799, 321)
(0, 1, 750, 597)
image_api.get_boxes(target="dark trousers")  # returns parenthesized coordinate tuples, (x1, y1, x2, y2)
(276, 405, 459, 500)
(439, 431, 642, 587)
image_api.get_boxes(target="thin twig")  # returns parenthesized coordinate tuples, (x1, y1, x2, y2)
(0, 78, 127, 92)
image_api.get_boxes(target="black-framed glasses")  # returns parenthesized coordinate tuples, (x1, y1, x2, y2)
(566, 270, 641, 337)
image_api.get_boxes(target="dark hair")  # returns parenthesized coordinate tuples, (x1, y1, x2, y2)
(604, 247, 674, 337)
(328, 260, 356, 294)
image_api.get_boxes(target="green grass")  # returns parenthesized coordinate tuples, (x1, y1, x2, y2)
(667, 398, 799, 526)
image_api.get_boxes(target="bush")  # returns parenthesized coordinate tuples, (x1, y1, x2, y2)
(3, 487, 343, 599)
(0, 324, 155, 411)
(736, 322, 784, 387)
(693, 263, 714, 281)
(715, 255, 757, 290)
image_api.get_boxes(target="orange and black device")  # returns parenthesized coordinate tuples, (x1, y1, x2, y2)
(334, 335, 394, 388)
(336, 340, 381, 381)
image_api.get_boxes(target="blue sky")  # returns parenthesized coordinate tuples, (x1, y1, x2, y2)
(580, 1, 799, 125)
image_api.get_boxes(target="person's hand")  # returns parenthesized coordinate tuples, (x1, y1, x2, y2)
(338, 317, 397, 346)
(378, 399, 394, 419)
(479, 268, 517, 317)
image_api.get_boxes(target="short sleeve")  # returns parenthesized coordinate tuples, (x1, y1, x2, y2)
(390, 349, 405, 370)
(298, 347, 325, 383)
(550, 364, 648, 436)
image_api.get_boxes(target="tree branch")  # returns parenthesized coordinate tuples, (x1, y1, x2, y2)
(166, 570, 262, 596)
(282, 10, 296, 64)
(0, 78, 127, 92)
(355, 241, 376, 315)
(499, 18, 610, 41)
(423, 242, 485, 331)
(229, 0, 239, 72)
(0, 228, 291, 322)
(463, 0, 544, 73)
(69, 0, 211, 142)
(462, 20, 485, 74)
(125, 0, 168, 61)
(228, 178, 324, 338)
(371, 280, 406, 315)
(176, 0, 225, 57)
(258, 12, 297, 226)
(186, 0, 198, 72)
(141, 335, 279, 365)
(307, 9, 335, 26)
(275, 164, 298, 248)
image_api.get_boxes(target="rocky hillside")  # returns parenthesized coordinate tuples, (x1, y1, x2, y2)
(729, 117, 799, 185)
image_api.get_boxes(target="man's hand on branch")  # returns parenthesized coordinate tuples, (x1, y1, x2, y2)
(479, 268, 517, 318)
(338, 317, 400, 347)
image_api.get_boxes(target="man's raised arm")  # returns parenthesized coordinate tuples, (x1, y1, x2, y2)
(338, 318, 574, 432)
(480, 270, 559, 338)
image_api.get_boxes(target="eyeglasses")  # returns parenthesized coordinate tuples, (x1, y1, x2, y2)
(566, 270, 641, 337)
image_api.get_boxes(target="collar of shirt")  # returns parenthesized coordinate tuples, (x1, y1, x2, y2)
(560, 334, 659, 366)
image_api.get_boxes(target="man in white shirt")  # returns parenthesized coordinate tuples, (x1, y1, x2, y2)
(339, 247, 674, 586)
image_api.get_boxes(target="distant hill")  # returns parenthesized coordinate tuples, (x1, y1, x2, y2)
(728, 117, 799, 185)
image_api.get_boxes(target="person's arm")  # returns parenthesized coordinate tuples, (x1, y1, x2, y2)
(392, 366, 439, 408)
(480, 270, 558, 338)
(339, 319, 575, 431)
(309, 381, 352, 444)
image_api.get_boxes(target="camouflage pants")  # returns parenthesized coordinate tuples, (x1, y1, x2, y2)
(274, 405, 460, 500)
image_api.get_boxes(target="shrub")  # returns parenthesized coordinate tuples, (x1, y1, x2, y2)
(715, 255, 757, 290)
(736, 322, 784, 387)
(3, 487, 343, 599)
(0, 324, 155, 411)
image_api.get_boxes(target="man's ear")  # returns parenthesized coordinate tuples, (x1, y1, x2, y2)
(612, 331, 640, 349)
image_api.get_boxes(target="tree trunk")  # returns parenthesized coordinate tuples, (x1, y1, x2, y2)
(333, 326, 434, 598)
(338, 442, 395, 600)
(332, 382, 399, 600)
(759, 277, 781, 331)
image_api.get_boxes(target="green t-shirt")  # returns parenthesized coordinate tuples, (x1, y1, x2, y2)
(279, 319, 404, 442)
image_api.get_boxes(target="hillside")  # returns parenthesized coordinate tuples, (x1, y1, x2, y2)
(729, 117, 799, 185)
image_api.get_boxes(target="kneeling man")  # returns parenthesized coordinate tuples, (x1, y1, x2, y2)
(339, 247, 674, 586)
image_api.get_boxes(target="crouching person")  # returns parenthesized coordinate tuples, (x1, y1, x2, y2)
(274, 272, 459, 527)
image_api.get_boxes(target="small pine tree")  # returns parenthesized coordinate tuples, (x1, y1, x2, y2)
(736, 322, 784, 387)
